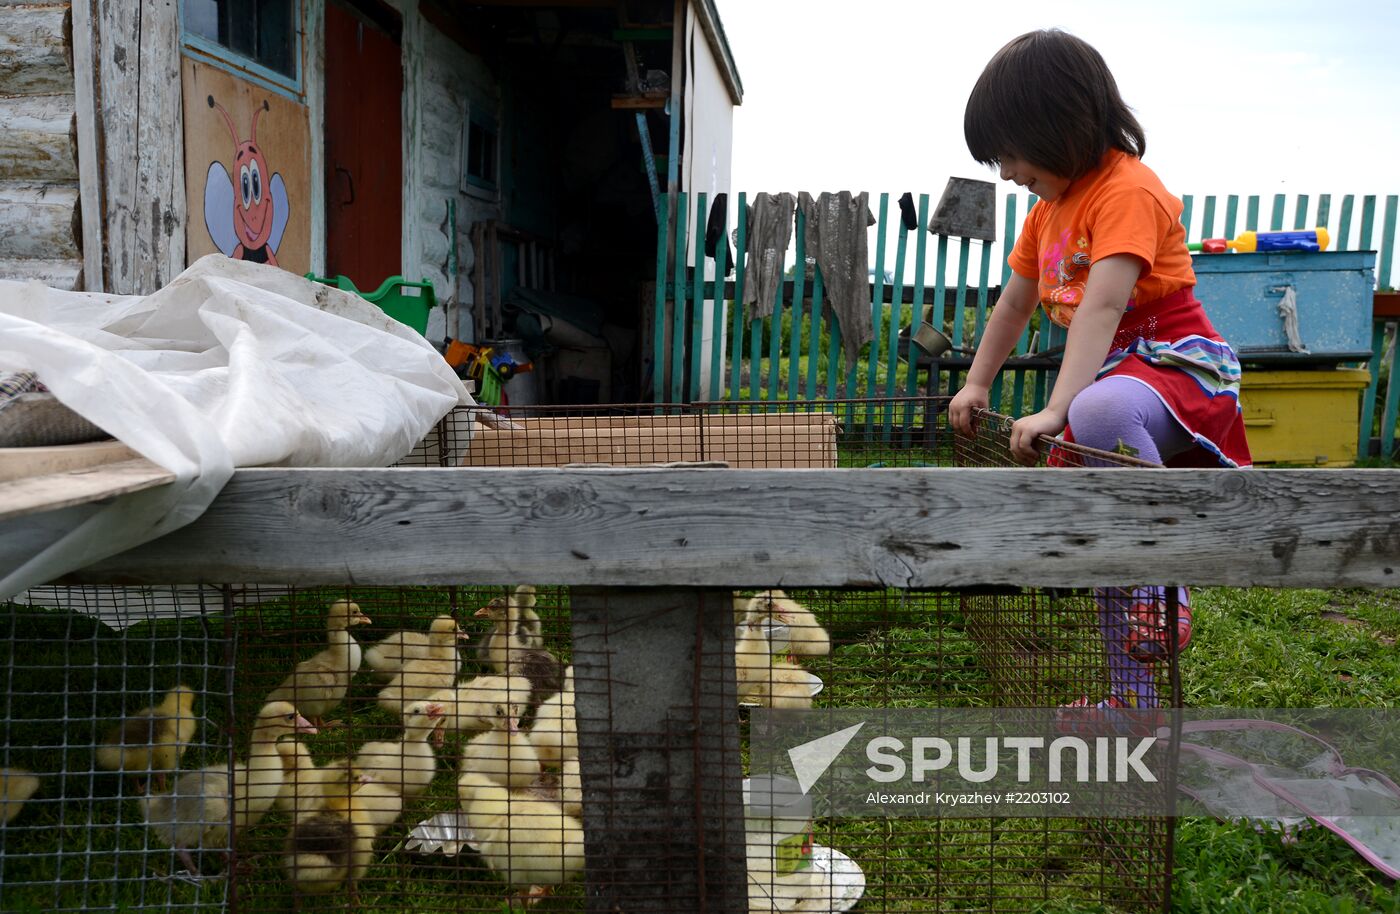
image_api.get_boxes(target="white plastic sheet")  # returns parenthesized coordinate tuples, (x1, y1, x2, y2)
(0, 255, 470, 598)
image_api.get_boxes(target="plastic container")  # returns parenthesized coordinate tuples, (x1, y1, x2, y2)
(743, 775, 814, 876)
(304, 273, 436, 335)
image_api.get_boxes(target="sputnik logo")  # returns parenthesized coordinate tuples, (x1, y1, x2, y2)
(787, 722, 866, 794)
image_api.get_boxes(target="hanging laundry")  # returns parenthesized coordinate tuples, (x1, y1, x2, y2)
(742, 192, 796, 321)
(798, 191, 876, 367)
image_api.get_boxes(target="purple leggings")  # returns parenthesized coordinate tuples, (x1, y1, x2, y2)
(1068, 377, 1193, 707)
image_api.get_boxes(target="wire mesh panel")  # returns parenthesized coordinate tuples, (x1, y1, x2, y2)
(4, 398, 1181, 911)
(0, 586, 233, 914)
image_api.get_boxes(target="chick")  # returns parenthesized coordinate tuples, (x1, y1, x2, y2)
(95, 685, 198, 793)
(734, 616, 776, 702)
(375, 616, 469, 717)
(744, 590, 830, 657)
(527, 666, 577, 768)
(425, 673, 533, 736)
(458, 772, 585, 900)
(282, 773, 403, 900)
(145, 701, 317, 874)
(266, 600, 373, 727)
(461, 694, 541, 790)
(475, 586, 544, 673)
(274, 737, 355, 819)
(1, 767, 40, 825)
(345, 701, 444, 801)
(364, 613, 469, 681)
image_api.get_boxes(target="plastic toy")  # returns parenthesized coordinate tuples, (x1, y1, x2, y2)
(1188, 228, 1330, 254)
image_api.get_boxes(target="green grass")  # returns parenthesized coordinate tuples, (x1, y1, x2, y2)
(3, 585, 1399, 912)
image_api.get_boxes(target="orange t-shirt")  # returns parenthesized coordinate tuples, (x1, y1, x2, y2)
(1007, 149, 1195, 328)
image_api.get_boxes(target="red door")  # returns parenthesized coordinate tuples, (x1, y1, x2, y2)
(324, 0, 402, 290)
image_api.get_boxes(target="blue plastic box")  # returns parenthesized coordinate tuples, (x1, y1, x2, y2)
(1192, 250, 1375, 362)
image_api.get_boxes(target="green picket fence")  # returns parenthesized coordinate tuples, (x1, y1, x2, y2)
(651, 191, 1400, 457)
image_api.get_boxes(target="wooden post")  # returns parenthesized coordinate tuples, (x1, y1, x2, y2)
(571, 586, 747, 914)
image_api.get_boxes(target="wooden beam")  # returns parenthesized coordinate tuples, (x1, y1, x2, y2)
(70, 0, 106, 291)
(610, 93, 666, 109)
(64, 466, 1400, 588)
(0, 5, 72, 96)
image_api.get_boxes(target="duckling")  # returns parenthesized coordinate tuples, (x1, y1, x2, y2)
(283, 773, 403, 899)
(749, 660, 815, 710)
(364, 613, 469, 680)
(461, 695, 541, 790)
(425, 674, 533, 736)
(744, 590, 830, 657)
(1, 767, 40, 825)
(145, 701, 316, 874)
(558, 756, 582, 819)
(527, 666, 576, 767)
(458, 772, 585, 900)
(95, 684, 198, 793)
(346, 701, 444, 801)
(475, 586, 544, 673)
(266, 600, 373, 727)
(375, 616, 469, 717)
(274, 737, 356, 818)
(734, 616, 775, 702)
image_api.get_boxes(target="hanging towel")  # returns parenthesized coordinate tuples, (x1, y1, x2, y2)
(742, 192, 796, 321)
(798, 191, 875, 366)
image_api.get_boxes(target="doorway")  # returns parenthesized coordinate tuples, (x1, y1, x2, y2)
(323, 0, 402, 289)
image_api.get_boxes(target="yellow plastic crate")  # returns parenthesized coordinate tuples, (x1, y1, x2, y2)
(1239, 368, 1370, 466)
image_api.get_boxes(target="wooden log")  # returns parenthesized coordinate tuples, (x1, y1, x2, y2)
(0, 256, 81, 288)
(63, 466, 1400, 588)
(0, 456, 175, 522)
(0, 181, 80, 260)
(0, 93, 77, 182)
(0, 4, 72, 97)
(97, 0, 184, 294)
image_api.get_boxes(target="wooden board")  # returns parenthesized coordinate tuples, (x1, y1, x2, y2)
(62, 466, 1400, 588)
(0, 441, 174, 521)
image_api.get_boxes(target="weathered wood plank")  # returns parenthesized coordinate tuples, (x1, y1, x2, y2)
(0, 456, 175, 522)
(66, 466, 1400, 588)
(0, 93, 78, 182)
(0, 181, 79, 260)
(69, 0, 101, 289)
(0, 255, 80, 287)
(97, 0, 184, 294)
(0, 4, 71, 96)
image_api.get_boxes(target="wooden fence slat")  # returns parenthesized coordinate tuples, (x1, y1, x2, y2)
(652, 194, 671, 403)
(883, 211, 909, 408)
(1180, 194, 1194, 237)
(866, 194, 890, 405)
(788, 207, 807, 401)
(1360, 321, 1386, 456)
(1225, 195, 1240, 239)
(1359, 195, 1377, 251)
(729, 192, 747, 400)
(1382, 328, 1400, 458)
(1201, 195, 1217, 241)
(1338, 195, 1355, 251)
(1246, 195, 1261, 231)
(1270, 193, 1286, 231)
(707, 202, 726, 401)
(1293, 194, 1310, 231)
(67, 466, 1400, 589)
(903, 194, 930, 402)
(1317, 194, 1331, 235)
(952, 238, 971, 350)
(1377, 195, 1398, 290)
(973, 240, 993, 348)
(670, 192, 689, 404)
(806, 267, 823, 400)
(689, 192, 706, 401)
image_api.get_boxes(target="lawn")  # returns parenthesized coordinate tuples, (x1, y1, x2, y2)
(1, 584, 1397, 913)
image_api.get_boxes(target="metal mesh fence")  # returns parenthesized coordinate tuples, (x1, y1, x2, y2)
(0, 398, 1178, 912)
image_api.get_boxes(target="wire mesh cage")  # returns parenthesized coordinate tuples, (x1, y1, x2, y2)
(1, 398, 1182, 912)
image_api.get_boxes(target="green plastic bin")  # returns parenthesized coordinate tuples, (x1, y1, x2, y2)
(305, 273, 436, 335)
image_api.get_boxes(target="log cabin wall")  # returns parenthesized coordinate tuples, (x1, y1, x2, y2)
(0, 0, 87, 290)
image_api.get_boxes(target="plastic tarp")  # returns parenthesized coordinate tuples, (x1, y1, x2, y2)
(0, 255, 470, 599)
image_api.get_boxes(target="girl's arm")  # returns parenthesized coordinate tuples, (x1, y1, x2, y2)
(1006, 254, 1141, 462)
(948, 271, 1039, 436)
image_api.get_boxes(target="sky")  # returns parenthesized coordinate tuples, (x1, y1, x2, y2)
(715, 1, 1400, 259)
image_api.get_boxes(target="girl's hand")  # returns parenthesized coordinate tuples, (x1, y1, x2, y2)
(949, 383, 990, 437)
(1008, 407, 1068, 465)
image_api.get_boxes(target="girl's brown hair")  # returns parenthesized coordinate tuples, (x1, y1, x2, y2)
(964, 29, 1145, 180)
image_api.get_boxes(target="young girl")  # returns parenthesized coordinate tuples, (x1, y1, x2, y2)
(948, 29, 1252, 716)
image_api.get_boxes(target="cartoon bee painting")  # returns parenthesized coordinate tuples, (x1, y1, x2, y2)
(203, 94, 289, 266)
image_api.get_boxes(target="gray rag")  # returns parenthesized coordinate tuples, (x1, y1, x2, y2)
(798, 191, 875, 366)
(742, 192, 796, 321)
